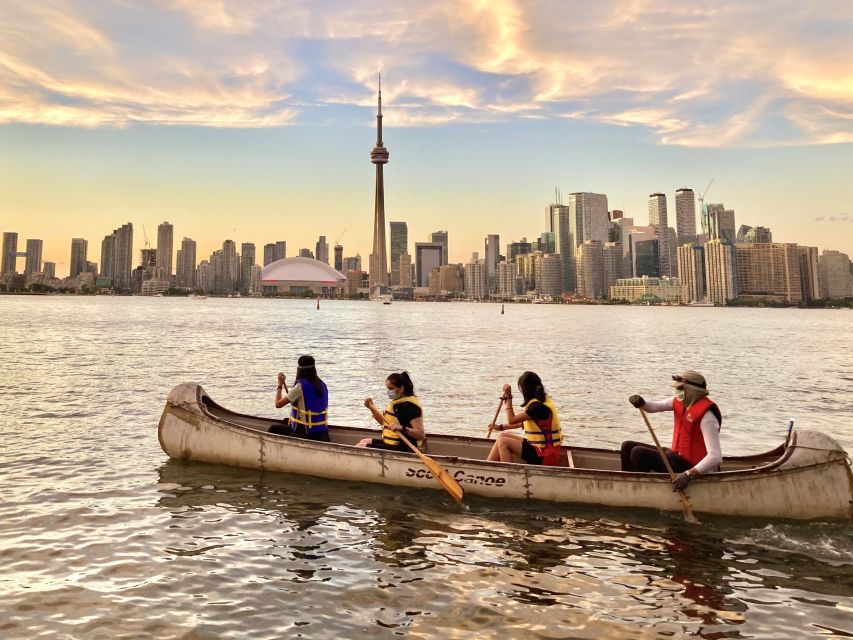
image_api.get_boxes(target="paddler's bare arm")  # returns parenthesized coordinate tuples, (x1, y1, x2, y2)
(275, 372, 291, 408)
(492, 383, 529, 431)
(363, 398, 385, 425)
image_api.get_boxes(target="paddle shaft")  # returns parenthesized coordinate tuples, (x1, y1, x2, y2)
(394, 428, 464, 504)
(639, 407, 700, 524)
(486, 397, 504, 439)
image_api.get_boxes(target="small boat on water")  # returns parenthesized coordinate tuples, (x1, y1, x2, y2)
(159, 383, 853, 521)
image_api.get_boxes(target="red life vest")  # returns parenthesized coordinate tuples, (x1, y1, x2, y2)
(671, 397, 721, 466)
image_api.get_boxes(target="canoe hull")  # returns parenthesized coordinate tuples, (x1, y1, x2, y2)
(159, 383, 853, 520)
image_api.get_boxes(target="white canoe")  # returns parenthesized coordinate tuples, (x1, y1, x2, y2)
(158, 383, 853, 520)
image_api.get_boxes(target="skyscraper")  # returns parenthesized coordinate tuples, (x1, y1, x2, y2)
(819, 250, 853, 298)
(484, 234, 500, 292)
(431, 230, 448, 265)
(464, 254, 487, 299)
(674, 188, 697, 245)
(735, 243, 802, 303)
(576, 240, 605, 299)
(629, 227, 660, 278)
(568, 192, 609, 246)
(705, 239, 737, 305)
(100, 233, 116, 280)
(240, 243, 256, 294)
(707, 204, 736, 243)
(389, 221, 408, 286)
(648, 193, 672, 277)
(70, 238, 88, 278)
(797, 246, 821, 302)
(24, 239, 42, 281)
(2, 232, 18, 275)
(677, 244, 706, 303)
(415, 242, 442, 288)
(334, 244, 343, 272)
(178, 237, 197, 288)
(737, 225, 773, 243)
(315, 236, 329, 264)
(157, 221, 174, 278)
(113, 223, 133, 290)
(222, 240, 238, 293)
(369, 78, 390, 291)
(43, 262, 56, 279)
(263, 242, 286, 266)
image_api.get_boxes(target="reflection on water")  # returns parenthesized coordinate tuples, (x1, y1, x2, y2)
(1, 297, 852, 639)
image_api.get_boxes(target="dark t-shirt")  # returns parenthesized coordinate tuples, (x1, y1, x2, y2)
(525, 400, 552, 422)
(392, 400, 422, 428)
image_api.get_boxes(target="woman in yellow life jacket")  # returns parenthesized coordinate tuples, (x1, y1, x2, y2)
(356, 372, 425, 451)
(487, 371, 563, 466)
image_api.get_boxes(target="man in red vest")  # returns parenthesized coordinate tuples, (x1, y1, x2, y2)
(622, 370, 722, 491)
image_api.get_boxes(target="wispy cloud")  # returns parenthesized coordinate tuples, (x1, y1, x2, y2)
(0, 0, 851, 146)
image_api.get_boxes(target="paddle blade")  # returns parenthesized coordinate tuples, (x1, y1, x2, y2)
(422, 456, 464, 504)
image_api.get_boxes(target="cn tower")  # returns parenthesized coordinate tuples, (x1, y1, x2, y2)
(369, 76, 389, 289)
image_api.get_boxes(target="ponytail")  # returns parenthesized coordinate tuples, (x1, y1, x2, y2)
(387, 371, 415, 396)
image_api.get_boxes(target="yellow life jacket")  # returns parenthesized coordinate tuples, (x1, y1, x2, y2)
(382, 395, 424, 449)
(522, 396, 562, 450)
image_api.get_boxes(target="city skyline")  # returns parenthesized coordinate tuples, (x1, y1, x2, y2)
(2, 2, 852, 272)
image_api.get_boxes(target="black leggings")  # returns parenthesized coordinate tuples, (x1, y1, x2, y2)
(268, 421, 330, 442)
(620, 440, 691, 473)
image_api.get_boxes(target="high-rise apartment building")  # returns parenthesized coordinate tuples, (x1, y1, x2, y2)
(178, 237, 197, 288)
(568, 192, 609, 246)
(497, 261, 518, 297)
(43, 262, 56, 279)
(2, 232, 18, 275)
(430, 231, 448, 266)
(264, 241, 287, 266)
(24, 239, 43, 281)
(315, 236, 329, 264)
(464, 254, 487, 299)
(674, 188, 697, 245)
(506, 240, 532, 264)
(222, 240, 238, 293)
(707, 204, 736, 243)
(114, 223, 133, 290)
(484, 234, 500, 291)
(100, 233, 116, 280)
(240, 243, 256, 294)
(389, 221, 408, 286)
(536, 253, 563, 298)
(157, 221, 174, 278)
(734, 243, 802, 303)
(537, 232, 555, 255)
(797, 246, 820, 302)
(677, 244, 706, 303)
(704, 239, 737, 305)
(398, 253, 412, 288)
(550, 205, 575, 292)
(737, 225, 772, 244)
(197, 260, 211, 293)
(629, 227, 659, 278)
(70, 238, 88, 278)
(576, 240, 605, 299)
(343, 255, 363, 273)
(415, 242, 443, 288)
(334, 244, 343, 272)
(613, 217, 634, 279)
(603, 242, 624, 295)
(435, 264, 464, 294)
(819, 250, 853, 298)
(648, 193, 672, 277)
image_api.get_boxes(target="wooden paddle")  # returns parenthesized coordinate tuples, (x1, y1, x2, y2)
(394, 427, 464, 505)
(486, 397, 504, 439)
(639, 407, 700, 524)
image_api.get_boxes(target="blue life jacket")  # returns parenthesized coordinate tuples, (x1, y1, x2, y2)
(290, 379, 329, 434)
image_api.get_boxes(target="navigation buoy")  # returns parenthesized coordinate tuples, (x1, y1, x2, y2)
(501, 304, 505, 315)
(316, 298, 320, 310)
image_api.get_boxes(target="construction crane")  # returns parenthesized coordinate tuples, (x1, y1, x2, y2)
(142, 225, 150, 249)
(334, 228, 347, 248)
(698, 179, 715, 237)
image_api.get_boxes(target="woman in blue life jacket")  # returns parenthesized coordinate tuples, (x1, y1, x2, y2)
(356, 372, 425, 451)
(487, 371, 563, 466)
(268, 354, 330, 442)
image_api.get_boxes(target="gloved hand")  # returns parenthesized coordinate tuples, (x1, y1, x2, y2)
(672, 472, 692, 492)
(628, 394, 645, 408)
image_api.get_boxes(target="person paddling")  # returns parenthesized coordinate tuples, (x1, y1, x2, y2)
(269, 355, 330, 442)
(622, 370, 722, 491)
(356, 372, 425, 451)
(487, 371, 563, 466)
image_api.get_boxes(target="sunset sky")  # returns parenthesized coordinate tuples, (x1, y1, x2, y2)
(1, 0, 852, 276)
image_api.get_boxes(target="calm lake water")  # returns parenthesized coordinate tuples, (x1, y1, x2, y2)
(1, 295, 851, 639)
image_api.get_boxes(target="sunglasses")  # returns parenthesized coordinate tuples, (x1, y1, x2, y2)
(672, 375, 706, 389)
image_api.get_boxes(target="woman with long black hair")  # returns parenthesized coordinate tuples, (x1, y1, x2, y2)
(357, 371, 425, 451)
(487, 371, 563, 466)
(269, 354, 330, 442)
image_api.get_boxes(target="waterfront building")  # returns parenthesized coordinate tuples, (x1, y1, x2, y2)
(568, 192, 610, 246)
(506, 240, 532, 264)
(484, 234, 500, 291)
(603, 242, 624, 295)
(157, 221, 173, 278)
(43, 262, 55, 279)
(497, 261, 518, 298)
(576, 240, 605, 299)
(431, 231, 448, 266)
(437, 264, 464, 294)
(334, 244, 343, 272)
(464, 253, 487, 299)
(342, 255, 363, 273)
(665, 227, 679, 278)
(113, 223, 133, 291)
(537, 231, 555, 255)
(677, 243, 706, 303)
(70, 238, 88, 278)
(648, 193, 672, 277)
(389, 221, 407, 286)
(609, 276, 684, 303)
(536, 253, 563, 298)
(415, 242, 443, 288)
(141, 278, 170, 296)
(674, 188, 697, 245)
(249, 265, 262, 296)
(704, 239, 737, 305)
(629, 227, 659, 278)
(24, 239, 43, 282)
(737, 225, 773, 244)
(2, 232, 17, 275)
(613, 217, 635, 279)
(315, 236, 329, 264)
(819, 250, 853, 298)
(345, 269, 364, 296)
(100, 233, 116, 281)
(707, 204, 736, 243)
(222, 240, 238, 294)
(551, 204, 575, 292)
(735, 243, 802, 303)
(240, 243, 256, 294)
(797, 246, 821, 302)
(515, 251, 540, 292)
(177, 238, 197, 288)
(369, 80, 390, 292)
(398, 253, 412, 288)
(197, 260, 211, 293)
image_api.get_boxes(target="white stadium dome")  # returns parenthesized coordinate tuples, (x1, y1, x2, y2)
(261, 257, 346, 293)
